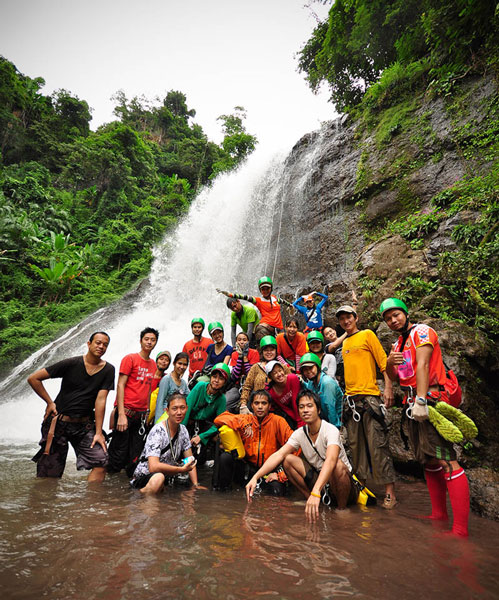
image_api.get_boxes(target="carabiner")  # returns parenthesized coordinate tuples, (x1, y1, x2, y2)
(406, 399, 414, 420)
(347, 396, 362, 423)
(321, 486, 332, 506)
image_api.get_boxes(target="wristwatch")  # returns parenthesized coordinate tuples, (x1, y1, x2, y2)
(415, 396, 427, 405)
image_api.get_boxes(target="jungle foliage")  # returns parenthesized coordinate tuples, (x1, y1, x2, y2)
(299, 2, 498, 336)
(299, 0, 498, 112)
(0, 57, 257, 373)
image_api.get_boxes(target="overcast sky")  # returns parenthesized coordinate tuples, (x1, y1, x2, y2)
(0, 0, 337, 150)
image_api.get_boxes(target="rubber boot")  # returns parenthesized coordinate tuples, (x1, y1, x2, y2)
(423, 466, 448, 520)
(445, 467, 470, 537)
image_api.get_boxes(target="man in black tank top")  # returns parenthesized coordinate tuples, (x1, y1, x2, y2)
(28, 332, 115, 482)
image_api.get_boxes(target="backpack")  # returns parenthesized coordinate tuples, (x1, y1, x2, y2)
(442, 364, 462, 408)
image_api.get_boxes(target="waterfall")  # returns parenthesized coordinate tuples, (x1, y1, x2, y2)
(0, 135, 328, 444)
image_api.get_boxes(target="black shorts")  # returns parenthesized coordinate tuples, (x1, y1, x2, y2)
(301, 456, 358, 505)
(130, 472, 174, 489)
(32, 417, 108, 478)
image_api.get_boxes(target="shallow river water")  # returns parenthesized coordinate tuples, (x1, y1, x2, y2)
(1, 443, 498, 600)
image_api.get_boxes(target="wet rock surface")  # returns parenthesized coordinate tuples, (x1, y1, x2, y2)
(271, 75, 499, 518)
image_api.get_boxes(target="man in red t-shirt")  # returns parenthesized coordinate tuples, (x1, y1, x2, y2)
(382, 298, 470, 537)
(108, 327, 160, 476)
(182, 318, 212, 379)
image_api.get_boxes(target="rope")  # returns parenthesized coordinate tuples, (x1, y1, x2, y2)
(271, 187, 285, 282)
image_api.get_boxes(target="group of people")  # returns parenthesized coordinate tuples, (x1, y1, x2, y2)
(28, 276, 472, 536)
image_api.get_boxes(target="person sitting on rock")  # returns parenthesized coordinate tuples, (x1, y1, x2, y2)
(226, 297, 260, 348)
(265, 360, 303, 428)
(307, 331, 337, 378)
(292, 291, 328, 332)
(217, 276, 292, 343)
(299, 353, 343, 428)
(276, 317, 308, 372)
(225, 332, 260, 413)
(239, 335, 290, 414)
(204, 322, 233, 369)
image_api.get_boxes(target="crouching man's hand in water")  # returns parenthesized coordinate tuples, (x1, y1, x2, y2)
(246, 477, 258, 502)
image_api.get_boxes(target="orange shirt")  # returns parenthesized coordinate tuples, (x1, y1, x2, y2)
(276, 332, 307, 362)
(254, 295, 283, 329)
(393, 324, 447, 389)
(214, 411, 293, 468)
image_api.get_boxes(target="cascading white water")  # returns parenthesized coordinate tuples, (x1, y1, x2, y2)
(0, 145, 290, 443)
(0, 128, 332, 444)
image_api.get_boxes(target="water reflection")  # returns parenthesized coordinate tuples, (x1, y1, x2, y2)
(1, 447, 498, 600)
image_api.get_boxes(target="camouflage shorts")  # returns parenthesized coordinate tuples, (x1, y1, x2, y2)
(407, 418, 457, 463)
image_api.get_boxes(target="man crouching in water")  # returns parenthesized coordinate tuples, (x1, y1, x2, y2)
(28, 332, 115, 482)
(130, 392, 205, 494)
(246, 390, 357, 521)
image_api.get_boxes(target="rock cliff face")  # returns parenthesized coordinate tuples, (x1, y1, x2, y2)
(269, 75, 499, 518)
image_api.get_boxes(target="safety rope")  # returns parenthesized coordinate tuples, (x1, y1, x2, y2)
(271, 187, 285, 282)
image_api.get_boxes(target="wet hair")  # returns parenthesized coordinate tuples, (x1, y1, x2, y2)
(285, 317, 299, 328)
(89, 331, 110, 343)
(166, 391, 187, 408)
(227, 297, 238, 309)
(296, 389, 322, 414)
(249, 389, 271, 405)
(140, 327, 159, 341)
(173, 352, 189, 365)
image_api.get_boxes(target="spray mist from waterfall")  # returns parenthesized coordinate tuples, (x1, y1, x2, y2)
(0, 146, 286, 443)
(0, 125, 331, 445)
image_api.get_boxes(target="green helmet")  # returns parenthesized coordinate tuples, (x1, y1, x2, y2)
(211, 362, 230, 380)
(258, 276, 273, 290)
(260, 335, 277, 349)
(155, 350, 171, 361)
(379, 298, 409, 318)
(208, 321, 224, 335)
(299, 352, 322, 372)
(191, 317, 205, 328)
(307, 331, 324, 345)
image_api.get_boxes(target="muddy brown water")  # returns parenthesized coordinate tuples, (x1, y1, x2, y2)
(1, 444, 498, 600)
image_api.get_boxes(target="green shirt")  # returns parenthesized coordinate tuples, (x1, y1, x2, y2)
(182, 381, 226, 445)
(230, 304, 260, 332)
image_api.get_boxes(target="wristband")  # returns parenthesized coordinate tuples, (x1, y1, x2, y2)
(310, 492, 321, 498)
(416, 396, 427, 405)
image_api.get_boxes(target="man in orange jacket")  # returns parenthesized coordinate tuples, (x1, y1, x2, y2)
(213, 389, 294, 494)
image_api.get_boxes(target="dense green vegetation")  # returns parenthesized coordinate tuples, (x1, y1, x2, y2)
(300, 0, 498, 337)
(0, 57, 257, 374)
(299, 0, 497, 112)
